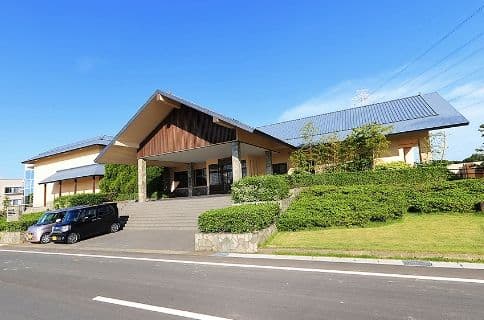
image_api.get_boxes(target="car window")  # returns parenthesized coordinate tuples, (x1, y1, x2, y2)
(85, 208, 97, 219)
(97, 206, 107, 217)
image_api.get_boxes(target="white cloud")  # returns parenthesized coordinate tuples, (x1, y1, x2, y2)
(279, 64, 484, 160)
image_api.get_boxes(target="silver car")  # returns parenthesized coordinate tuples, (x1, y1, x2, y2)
(26, 210, 66, 244)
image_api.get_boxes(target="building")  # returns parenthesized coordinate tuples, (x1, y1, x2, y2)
(22, 136, 112, 209)
(96, 90, 468, 201)
(0, 179, 24, 210)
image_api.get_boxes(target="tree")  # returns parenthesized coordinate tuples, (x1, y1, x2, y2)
(99, 164, 165, 200)
(289, 122, 390, 172)
(477, 124, 484, 154)
(344, 123, 391, 171)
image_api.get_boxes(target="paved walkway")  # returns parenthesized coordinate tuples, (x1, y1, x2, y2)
(21, 229, 197, 254)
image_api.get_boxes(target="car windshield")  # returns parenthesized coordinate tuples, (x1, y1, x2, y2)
(37, 212, 63, 225)
(62, 209, 81, 223)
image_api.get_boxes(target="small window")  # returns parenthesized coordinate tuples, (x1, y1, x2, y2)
(209, 165, 220, 186)
(241, 160, 247, 177)
(174, 171, 188, 188)
(272, 163, 288, 175)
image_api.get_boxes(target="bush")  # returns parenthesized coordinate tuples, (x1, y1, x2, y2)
(277, 179, 484, 231)
(198, 203, 280, 233)
(286, 165, 450, 188)
(54, 193, 109, 209)
(231, 175, 289, 203)
(407, 179, 484, 213)
(0, 212, 44, 232)
(277, 185, 406, 231)
(374, 161, 411, 170)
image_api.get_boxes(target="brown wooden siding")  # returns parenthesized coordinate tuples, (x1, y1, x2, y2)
(138, 105, 236, 157)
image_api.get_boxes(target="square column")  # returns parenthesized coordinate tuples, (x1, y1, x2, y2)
(138, 158, 147, 202)
(265, 151, 273, 174)
(187, 162, 193, 197)
(232, 141, 242, 183)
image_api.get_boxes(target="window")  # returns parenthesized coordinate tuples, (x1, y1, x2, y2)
(193, 168, 207, 187)
(24, 168, 34, 205)
(4, 187, 22, 194)
(272, 163, 288, 175)
(209, 165, 220, 186)
(9, 199, 21, 206)
(241, 160, 247, 177)
(174, 171, 188, 188)
(97, 206, 107, 217)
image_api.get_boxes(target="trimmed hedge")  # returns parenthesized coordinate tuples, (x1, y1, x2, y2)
(407, 180, 484, 213)
(198, 203, 280, 233)
(231, 175, 289, 203)
(277, 179, 484, 231)
(0, 212, 44, 232)
(54, 193, 110, 209)
(277, 185, 406, 231)
(286, 166, 450, 188)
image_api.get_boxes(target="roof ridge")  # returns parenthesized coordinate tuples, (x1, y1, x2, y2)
(257, 93, 428, 129)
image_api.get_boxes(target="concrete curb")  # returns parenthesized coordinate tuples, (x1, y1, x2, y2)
(217, 253, 484, 270)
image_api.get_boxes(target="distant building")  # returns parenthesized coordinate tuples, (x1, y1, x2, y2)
(0, 179, 24, 209)
(22, 136, 112, 209)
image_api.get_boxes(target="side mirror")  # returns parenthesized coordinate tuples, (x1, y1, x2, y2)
(82, 216, 89, 222)
(55, 218, 61, 223)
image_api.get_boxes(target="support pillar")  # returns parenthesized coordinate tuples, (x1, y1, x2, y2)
(43, 184, 47, 207)
(74, 179, 78, 194)
(138, 158, 147, 202)
(59, 181, 62, 197)
(232, 141, 242, 183)
(265, 151, 273, 175)
(187, 163, 193, 197)
(92, 176, 96, 194)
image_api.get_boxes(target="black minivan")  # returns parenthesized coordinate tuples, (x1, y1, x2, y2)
(50, 203, 120, 244)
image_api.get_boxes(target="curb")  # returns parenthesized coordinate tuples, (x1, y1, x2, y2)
(216, 253, 484, 270)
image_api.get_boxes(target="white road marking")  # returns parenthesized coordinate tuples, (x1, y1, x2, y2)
(93, 296, 232, 320)
(1, 249, 483, 284)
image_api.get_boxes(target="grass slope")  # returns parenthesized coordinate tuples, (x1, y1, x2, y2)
(264, 213, 484, 262)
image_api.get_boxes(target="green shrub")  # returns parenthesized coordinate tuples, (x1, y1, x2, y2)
(277, 185, 406, 231)
(277, 179, 484, 231)
(407, 179, 484, 213)
(0, 212, 44, 232)
(54, 193, 109, 209)
(198, 203, 280, 233)
(231, 175, 289, 203)
(286, 166, 450, 188)
(374, 161, 411, 170)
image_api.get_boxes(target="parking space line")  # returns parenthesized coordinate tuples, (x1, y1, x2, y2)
(93, 296, 232, 320)
(1, 249, 484, 284)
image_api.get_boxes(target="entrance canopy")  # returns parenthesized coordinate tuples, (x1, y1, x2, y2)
(39, 164, 104, 184)
(144, 142, 268, 164)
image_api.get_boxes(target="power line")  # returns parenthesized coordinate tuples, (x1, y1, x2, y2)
(418, 44, 484, 86)
(435, 64, 484, 92)
(399, 32, 484, 90)
(370, 3, 484, 96)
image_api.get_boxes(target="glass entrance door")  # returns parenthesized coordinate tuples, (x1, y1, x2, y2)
(209, 158, 233, 194)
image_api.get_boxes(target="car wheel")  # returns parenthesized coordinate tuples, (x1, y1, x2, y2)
(39, 233, 50, 244)
(66, 233, 79, 244)
(110, 222, 120, 233)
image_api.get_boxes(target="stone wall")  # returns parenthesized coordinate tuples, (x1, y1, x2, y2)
(195, 224, 276, 253)
(0, 232, 26, 244)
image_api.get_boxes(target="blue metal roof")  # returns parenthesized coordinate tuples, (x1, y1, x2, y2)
(39, 164, 105, 184)
(257, 92, 469, 147)
(23, 135, 113, 164)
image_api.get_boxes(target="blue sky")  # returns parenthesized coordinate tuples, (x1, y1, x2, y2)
(1, 0, 483, 178)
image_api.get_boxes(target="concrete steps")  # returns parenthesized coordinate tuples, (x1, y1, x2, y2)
(119, 195, 232, 230)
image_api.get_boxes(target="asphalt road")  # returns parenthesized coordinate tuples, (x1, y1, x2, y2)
(0, 248, 483, 320)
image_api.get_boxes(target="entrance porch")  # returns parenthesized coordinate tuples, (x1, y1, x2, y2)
(139, 141, 275, 200)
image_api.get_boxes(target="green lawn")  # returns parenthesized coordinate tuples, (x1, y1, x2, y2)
(263, 213, 484, 262)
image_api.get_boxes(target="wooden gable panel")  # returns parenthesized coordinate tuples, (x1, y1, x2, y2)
(138, 105, 236, 157)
